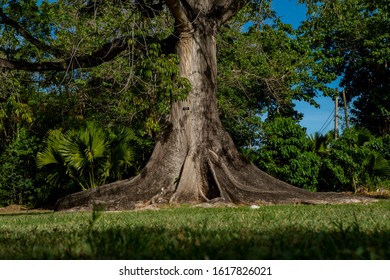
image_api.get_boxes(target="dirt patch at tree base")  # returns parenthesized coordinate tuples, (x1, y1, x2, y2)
(0, 205, 52, 214)
(2, 191, 387, 214)
(356, 189, 390, 199)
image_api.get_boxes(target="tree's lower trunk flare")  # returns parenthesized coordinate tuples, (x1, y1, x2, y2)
(55, 17, 375, 211)
(55, 119, 375, 211)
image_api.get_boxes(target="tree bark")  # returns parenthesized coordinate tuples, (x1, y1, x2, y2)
(55, 1, 375, 211)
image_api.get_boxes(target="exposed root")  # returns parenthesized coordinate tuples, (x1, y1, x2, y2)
(55, 142, 377, 211)
(207, 148, 375, 205)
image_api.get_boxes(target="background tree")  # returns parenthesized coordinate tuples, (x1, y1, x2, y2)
(216, 4, 324, 151)
(299, 0, 390, 136)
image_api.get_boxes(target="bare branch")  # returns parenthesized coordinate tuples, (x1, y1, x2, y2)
(0, 37, 129, 72)
(211, 0, 250, 27)
(0, 57, 65, 71)
(0, 8, 61, 56)
(136, 0, 164, 18)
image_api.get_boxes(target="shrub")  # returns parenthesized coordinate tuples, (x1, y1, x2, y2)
(249, 117, 321, 191)
(317, 128, 390, 192)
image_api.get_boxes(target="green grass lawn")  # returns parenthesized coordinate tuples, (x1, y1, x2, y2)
(1, 201, 390, 259)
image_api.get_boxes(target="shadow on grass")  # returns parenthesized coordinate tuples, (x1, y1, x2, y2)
(1, 224, 389, 259)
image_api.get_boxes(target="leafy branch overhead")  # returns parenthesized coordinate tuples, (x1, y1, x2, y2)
(0, 0, 251, 72)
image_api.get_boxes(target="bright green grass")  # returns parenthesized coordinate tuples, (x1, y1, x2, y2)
(1, 201, 390, 259)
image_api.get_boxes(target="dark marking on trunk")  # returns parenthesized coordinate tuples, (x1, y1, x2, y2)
(205, 164, 221, 200)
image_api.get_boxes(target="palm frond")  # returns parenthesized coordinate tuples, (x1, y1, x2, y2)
(373, 155, 390, 179)
(36, 129, 69, 188)
(36, 130, 65, 169)
(60, 130, 87, 171)
(82, 122, 108, 161)
(356, 128, 372, 147)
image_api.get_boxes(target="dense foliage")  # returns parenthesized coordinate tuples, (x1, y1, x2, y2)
(0, 0, 179, 206)
(0, 128, 46, 207)
(247, 120, 390, 192)
(248, 118, 321, 191)
(318, 129, 390, 192)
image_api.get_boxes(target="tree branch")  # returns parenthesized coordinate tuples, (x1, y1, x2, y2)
(0, 8, 61, 56)
(164, 0, 193, 32)
(211, 0, 250, 27)
(0, 36, 129, 71)
(136, 0, 164, 18)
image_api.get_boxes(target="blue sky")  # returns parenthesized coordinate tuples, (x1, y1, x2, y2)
(271, 0, 337, 135)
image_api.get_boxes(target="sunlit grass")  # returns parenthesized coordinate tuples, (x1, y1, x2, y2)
(1, 201, 390, 259)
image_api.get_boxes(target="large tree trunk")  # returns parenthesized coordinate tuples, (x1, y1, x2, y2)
(55, 2, 374, 211)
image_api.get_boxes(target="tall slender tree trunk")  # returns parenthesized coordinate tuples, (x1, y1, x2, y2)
(55, 1, 374, 211)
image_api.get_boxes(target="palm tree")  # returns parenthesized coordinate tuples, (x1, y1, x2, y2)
(60, 122, 109, 189)
(308, 131, 332, 156)
(368, 155, 390, 189)
(37, 122, 135, 190)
